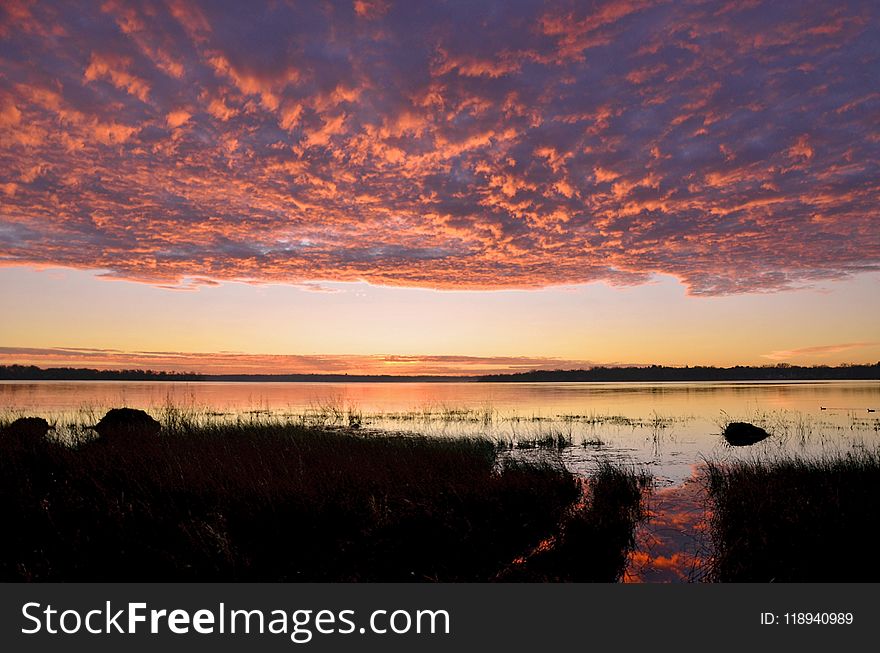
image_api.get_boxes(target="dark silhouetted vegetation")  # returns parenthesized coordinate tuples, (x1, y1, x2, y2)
(2, 362, 878, 382)
(0, 365, 461, 382)
(3, 416, 50, 441)
(480, 363, 880, 383)
(497, 463, 650, 582)
(0, 365, 203, 381)
(705, 451, 880, 582)
(0, 412, 649, 582)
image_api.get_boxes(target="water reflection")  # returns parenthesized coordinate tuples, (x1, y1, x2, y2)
(3, 380, 878, 583)
(1, 380, 878, 485)
(624, 467, 711, 583)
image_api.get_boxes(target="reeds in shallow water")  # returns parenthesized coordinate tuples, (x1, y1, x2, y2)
(704, 450, 880, 582)
(0, 411, 650, 582)
(496, 462, 652, 582)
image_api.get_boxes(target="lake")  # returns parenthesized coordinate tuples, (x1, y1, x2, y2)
(2, 380, 878, 485)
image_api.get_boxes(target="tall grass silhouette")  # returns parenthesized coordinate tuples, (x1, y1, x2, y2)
(705, 450, 880, 581)
(0, 410, 648, 582)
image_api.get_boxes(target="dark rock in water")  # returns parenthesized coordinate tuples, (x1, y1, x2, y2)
(4, 416, 51, 440)
(93, 408, 161, 439)
(723, 421, 770, 446)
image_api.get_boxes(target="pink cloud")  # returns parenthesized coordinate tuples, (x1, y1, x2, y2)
(0, 1, 877, 296)
(0, 347, 600, 376)
(762, 342, 880, 361)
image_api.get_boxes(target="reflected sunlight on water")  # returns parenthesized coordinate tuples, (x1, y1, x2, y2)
(2, 380, 877, 583)
(2, 380, 877, 485)
(624, 467, 712, 583)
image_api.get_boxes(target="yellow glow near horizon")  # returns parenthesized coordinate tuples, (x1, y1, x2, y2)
(2, 2, 878, 376)
(1, 267, 878, 374)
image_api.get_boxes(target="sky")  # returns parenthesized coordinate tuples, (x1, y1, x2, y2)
(0, 0, 878, 374)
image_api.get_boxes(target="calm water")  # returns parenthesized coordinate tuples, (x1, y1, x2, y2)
(2, 380, 878, 485)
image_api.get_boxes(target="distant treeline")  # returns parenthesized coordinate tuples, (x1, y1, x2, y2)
(0, 365, 204, 381)
(478, 363, 880, 383)
(0, 365, 463, 383)
(0, 363, 878, 383)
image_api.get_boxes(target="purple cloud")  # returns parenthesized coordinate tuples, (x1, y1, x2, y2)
(0, 0, 877, 295)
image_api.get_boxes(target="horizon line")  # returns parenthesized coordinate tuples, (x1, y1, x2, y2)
(2, 362, 878, 383)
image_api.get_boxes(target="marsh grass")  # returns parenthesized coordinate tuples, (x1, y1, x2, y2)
(704, 450, 880, 582)
(0, 411, 649, 582)
(4, 403, 701, 457)
(495, 431, 574, 450)
(496, 462, 651, 582)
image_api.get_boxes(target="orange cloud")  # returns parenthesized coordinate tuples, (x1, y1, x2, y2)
(353, 0, 390, 20)
(0, 0, 878, 298)
(762, 342, 879, 361)
(84, 52, 150, 101)
(0, 347, 600, 376)
(788, 134, 814, 160)
(166, 108, 192, 129)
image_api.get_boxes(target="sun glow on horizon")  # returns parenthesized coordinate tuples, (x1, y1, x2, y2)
(1, 266, 878, 375)
(1, 1, 877, 374)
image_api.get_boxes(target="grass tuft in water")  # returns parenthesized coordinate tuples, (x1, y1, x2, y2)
(0, 412, 650, 582)
(704, 450, 880, 582)
(496, 461, 651, 582)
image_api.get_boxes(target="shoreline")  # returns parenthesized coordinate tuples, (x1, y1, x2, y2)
(2, 362, 879, 384)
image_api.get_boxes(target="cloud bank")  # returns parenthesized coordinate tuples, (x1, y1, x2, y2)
(0, 346, 599, 375)
(1, 0, 878, 295)
(762, 341, 879, 361)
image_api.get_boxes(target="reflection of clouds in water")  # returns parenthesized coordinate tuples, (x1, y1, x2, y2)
(381, 409, 879, 485)
(5, 381, 877, 580)
(624, 467, 713, 583)
(1, 381, 878, 485)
